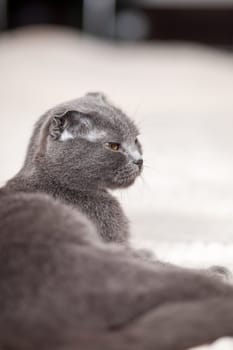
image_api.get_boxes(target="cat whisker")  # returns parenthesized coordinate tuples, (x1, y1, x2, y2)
(137, 174, 153, 192)
(139, 174, 146, 185)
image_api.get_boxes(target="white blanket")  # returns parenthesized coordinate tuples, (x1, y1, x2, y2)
(189, 338, 233, 350)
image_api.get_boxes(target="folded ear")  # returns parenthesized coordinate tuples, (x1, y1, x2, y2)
(49, 111, 93, 141)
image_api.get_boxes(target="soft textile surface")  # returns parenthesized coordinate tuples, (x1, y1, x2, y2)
(189, 338, 233, 350)
(131, 240, 233, 271)
(0, 26, 233, 349)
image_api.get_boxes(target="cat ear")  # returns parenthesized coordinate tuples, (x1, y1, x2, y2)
(49, 111, 92, 141)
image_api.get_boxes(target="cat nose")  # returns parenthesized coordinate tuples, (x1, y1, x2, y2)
(133, 159, 143, 170)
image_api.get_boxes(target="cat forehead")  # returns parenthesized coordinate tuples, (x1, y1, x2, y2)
(96, 113, 138, 139)
(52, 96, 139, 138)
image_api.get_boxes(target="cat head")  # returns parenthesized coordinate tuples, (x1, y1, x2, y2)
(28, 93, 143, 190)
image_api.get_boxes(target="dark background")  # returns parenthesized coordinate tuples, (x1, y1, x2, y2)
(1, 0, 233, 47)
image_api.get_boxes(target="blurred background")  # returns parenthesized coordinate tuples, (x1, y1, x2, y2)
(1, 0, 233, 268)
(1, 0, 233, 45)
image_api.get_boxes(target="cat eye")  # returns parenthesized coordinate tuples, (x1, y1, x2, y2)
(106, 142, 121, 151)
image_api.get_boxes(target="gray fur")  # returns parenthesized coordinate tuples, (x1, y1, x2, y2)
(6, 92, 143, 243)
(1, 189, 233, 349)
(2, 93, 233, 349)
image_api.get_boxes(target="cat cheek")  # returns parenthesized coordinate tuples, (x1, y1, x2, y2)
(117, 157, 128, 169)
(107, 151, 125, 164)
(117, 152, 127, 162)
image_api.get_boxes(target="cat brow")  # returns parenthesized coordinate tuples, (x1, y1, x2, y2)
(85, 130, 106, 142)
(60, 129, 106, 142)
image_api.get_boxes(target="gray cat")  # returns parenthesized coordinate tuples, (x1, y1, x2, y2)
(1, 188, 233, 350)
(6, 92, 143, 244)
(2, 92, 233, 349)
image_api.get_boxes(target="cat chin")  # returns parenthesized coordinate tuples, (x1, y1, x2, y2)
(118, 179, 136, 188)
(109, 176, 138, 189)
(108, 166, 143, 189)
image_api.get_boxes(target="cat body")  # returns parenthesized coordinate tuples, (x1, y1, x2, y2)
(7, 175, 128, 243)
(0, 189, 233, 350)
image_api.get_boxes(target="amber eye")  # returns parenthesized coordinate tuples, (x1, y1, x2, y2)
(107, 142, 120, 151)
